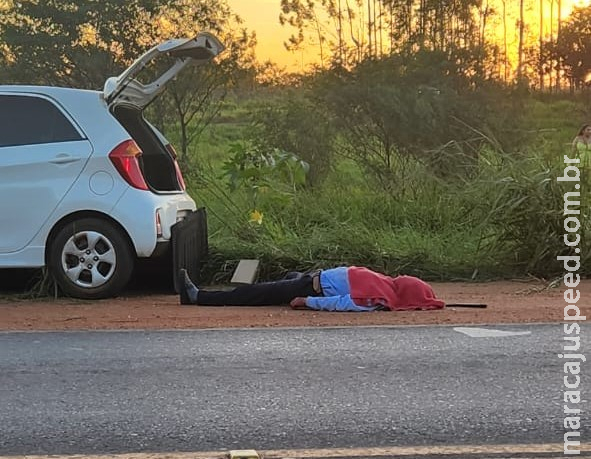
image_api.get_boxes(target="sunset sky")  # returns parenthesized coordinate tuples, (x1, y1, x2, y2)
(228, 0, 591, 72)
(227, 0, 308, 70)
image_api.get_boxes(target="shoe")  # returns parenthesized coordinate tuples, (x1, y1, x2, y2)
(179, 269, 199, 305)
(284, 271, 304, 280)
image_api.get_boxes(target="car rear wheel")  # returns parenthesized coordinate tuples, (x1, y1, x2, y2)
(48, 218, 134, 299)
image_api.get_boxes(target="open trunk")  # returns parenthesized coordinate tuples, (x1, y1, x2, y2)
(113, 105, 180, 192)
(104, 33, 224, 110)
(104, 33, 224, 193)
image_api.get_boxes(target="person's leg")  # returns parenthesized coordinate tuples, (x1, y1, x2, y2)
(179, 269, 316, 306)
(198, 277, 316, 305)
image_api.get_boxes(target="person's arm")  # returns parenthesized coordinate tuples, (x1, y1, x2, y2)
(305, 294, 376, 312)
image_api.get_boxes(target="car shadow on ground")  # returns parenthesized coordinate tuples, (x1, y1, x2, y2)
(0, 262, 175, 298)
(0, 268, 41, 295)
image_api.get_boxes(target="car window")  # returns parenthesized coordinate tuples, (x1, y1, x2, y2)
(0, 94, 83, 147)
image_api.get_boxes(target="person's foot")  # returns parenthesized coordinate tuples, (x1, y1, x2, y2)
(179, 269, 199, 305)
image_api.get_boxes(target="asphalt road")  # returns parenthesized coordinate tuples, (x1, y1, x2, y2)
(0, 324, 586, 456)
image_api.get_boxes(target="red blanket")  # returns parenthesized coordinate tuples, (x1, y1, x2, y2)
(347, 266, 445, 311)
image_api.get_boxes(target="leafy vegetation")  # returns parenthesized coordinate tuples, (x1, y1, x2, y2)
(190, 85, 589, 283)
(1, 0, 589, 287)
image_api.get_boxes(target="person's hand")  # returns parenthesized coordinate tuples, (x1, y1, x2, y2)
(290, 297, 308, 309)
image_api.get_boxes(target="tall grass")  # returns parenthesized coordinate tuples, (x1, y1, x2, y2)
(186, 94, 589, 283)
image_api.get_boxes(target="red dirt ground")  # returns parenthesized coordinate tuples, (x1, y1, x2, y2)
(0, 278, 588, 331)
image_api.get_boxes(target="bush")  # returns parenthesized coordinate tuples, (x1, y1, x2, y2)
(250, 92, 335, 186)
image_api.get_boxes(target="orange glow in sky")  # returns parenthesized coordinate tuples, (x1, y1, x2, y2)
(228, 0, 591, 72)
(227, 0, 313, 71)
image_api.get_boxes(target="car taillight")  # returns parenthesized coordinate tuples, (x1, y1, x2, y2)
(165, 144, 186, 191)
(108, 140, 149, 190)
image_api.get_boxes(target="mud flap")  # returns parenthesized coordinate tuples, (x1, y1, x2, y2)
(171, 207, 208, 292)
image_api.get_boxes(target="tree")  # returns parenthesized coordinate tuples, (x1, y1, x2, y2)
(0, 0, 164, 87)
(539, 0, 544, 90)
(517, 0, 525, 81)
(315, 51, 506, 191)
(252, 92, 335, 186)
(279, 0, 329, 68)
(552, 5, 591, 91)
(278, 0, 489, 70)
(548, 0, 555, 90)
(501, 0, 509, 82)
(556, 0, 562, 91)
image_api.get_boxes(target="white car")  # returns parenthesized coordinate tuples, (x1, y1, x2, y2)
(0, 32, 224, 299)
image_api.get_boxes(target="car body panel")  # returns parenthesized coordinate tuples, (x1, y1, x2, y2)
(0, 139, 93, 253)
(109, 188, 197, 257)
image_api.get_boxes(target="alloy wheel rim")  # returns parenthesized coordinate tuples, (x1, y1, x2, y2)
(61, 231, 117, 288)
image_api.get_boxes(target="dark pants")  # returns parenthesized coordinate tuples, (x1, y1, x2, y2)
(197, 274, 317, 306)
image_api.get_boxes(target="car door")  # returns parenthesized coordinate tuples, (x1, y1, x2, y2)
(103, 32, 224, 109)
(0, 93, 93, 253)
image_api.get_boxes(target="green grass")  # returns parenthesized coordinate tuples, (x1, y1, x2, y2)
(522, 97, 585, 154)
(180, 91, 590, 283)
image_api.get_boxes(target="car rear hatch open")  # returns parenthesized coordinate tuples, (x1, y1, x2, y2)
(104, 32, 224, 192)
(104, 32, 224, 110)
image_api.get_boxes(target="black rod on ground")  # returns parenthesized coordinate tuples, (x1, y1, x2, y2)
(445, 303, 488, 308)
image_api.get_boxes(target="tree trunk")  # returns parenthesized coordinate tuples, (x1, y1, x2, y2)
(178, 110, 188, 162)
(172, 91, 189, 160)
(556, 0, 562, 91)
(390, 1, 394, 52)
(372, 0, 378, 57)
(407, 0, 413, 45)
(345, 0, 362, 63)
(437, 0, 444, 50)
(549, 0, 554, 91)
(337, 0, 344, 64)
(539, 0, 544, 90)
(517, 0, 525, 81)
(367, 0, 372, 58)
(373, 0, 377, 57)
(480, 0, 489, 71)
(378, 0, 383, 56)
(312, 9, 325, 67)
(502, 0, 509, 83)
(419, 0, 426, 47)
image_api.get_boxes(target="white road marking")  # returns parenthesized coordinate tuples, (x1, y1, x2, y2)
(454, 326, 532, 338)
(1, 443, 589, 458)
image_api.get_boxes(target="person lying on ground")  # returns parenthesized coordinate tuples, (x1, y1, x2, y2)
(178, 266, 446, 312)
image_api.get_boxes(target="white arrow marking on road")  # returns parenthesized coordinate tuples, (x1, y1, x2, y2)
(454, 327, 532, 338)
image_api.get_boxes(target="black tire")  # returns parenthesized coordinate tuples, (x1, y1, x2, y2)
(48, 218, 135, 299)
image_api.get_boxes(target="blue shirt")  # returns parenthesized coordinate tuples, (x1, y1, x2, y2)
(305, 267, 377, 312)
